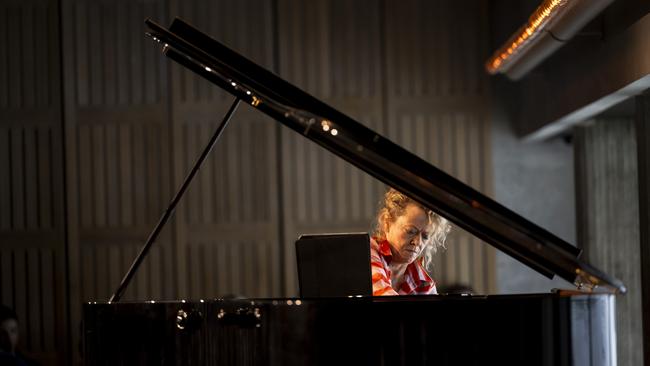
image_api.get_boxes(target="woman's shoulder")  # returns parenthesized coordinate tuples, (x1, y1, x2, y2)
(369, 236, 386, 256)
(369, 236, 392, 257)
(369, 236, 380, 256)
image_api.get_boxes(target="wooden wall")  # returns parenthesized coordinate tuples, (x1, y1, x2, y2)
(169, 0, 281, 300)
(0, 1, 66, 364)
(0, 0, 495, 364)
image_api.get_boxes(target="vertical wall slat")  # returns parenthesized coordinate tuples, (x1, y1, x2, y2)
(38, 128, 53, 229)
(73, 2, 88, 106)
(131, 123, 146, 225)
(294, 138, 307, 222)
(162, 241, 174, 299)
(242, 242, 254, 296)
(149, 245, 162, 298)
(107, 245, 121, 301)
(240, 122, 253, 222)
(213, 135, 227, 223)
(199, 123, 213, 223)
(11, 128, 26, 230)
(80, 248, 93, 302)
(24, 127, 39, 229)
(7, 7, 21, 108)
(223, 125, 238, 222)
(145, 121, 159, 219)
(257, 241, 269, 297)
(216, 244, 228, 296)
(118, 123, 133, 226)
(0, 7, 8, 108)
(0, 128, 10, 230)
(229, 243, 241, 294)
(105, 125, 119, 227)
(13, 249, 28, 338)
(27, 248, 40, 350)
(89, 4, 103, 106)
(97, 245, 110, 300)
(203, 244, 216, 297)
(102, 3, 116, 106)
(127, 2, 142, 104)
(41, 249, 55, 350)
(115, 2, 128, 105)
(0, 252, 13, 307)
(77, 125, 92, 228)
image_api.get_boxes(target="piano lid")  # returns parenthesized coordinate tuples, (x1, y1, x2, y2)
(144, 18, 625, 294)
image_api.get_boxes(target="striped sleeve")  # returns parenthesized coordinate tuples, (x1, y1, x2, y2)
(370, 240, 398, 296)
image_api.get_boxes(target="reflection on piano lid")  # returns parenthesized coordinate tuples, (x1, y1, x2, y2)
(144, 18, 625, 294)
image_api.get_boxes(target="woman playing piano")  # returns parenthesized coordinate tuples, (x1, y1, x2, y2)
(371, 188, 451, 296)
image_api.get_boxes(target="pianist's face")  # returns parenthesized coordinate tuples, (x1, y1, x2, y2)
(383, 203, 432, 264)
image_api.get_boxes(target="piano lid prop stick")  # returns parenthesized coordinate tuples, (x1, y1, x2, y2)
(109, 98, 241, 303)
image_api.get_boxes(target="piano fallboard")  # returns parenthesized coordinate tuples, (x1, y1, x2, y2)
(84, 293, 615, 366)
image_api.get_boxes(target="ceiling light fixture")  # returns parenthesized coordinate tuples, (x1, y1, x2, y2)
(486, 0, 614, 80)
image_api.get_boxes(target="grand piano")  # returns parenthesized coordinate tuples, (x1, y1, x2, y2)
(83, 18, 626, 366)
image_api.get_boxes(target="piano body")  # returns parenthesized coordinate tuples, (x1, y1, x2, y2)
(83, 18, 626, 366)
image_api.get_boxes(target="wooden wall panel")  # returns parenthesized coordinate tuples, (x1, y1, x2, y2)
(61, 0, 171, 363)
(169, 0, 280, 299)
(0, 125, 60, 232)
(0, 0, 66, 364)
(183, 239, 278, 299)
(385, 1, 486, 98)
(0, 3, 58, 109)
(71, 1, 165, 107)
(63, 0, 170, 292)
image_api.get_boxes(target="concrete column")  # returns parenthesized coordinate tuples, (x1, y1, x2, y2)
(574, 118, 643, 366)
(636, 89, 650, 366)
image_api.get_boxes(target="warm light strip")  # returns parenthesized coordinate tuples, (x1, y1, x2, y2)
(486, 0, 569, 74)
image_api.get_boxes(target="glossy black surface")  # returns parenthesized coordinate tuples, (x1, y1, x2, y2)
(84, 294, 614, 366)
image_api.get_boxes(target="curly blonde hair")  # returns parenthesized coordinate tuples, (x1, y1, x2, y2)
(373, 188, 451, 270)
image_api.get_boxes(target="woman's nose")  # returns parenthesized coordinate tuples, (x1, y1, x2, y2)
(412, 235, 423, 246)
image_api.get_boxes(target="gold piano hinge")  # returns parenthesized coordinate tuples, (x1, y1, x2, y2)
(574, 268, 599, 292)
(251, 96, 261, 107)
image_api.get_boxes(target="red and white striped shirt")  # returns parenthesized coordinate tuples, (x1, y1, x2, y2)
(370, 237, 437, 296)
